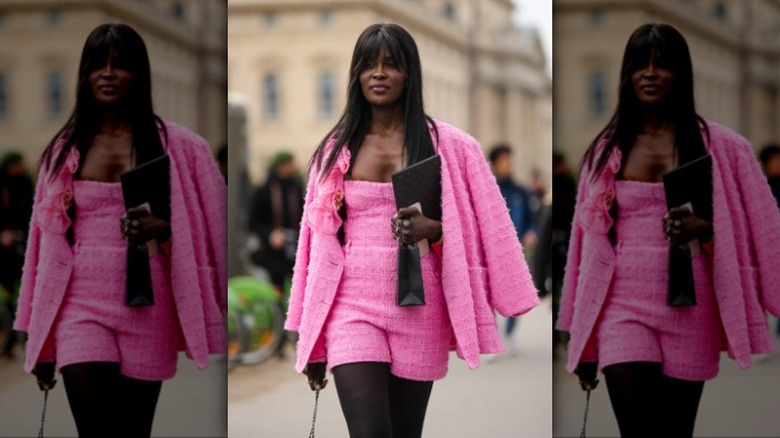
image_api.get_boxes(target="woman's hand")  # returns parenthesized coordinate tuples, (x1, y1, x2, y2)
(120, 206, 171, 246)
(304, 362, 328, 391)
(391, 207, 442, 245)
(574, 362, 599, 392)
(662, 206, 713, 246)
(32, 362, 56, 391)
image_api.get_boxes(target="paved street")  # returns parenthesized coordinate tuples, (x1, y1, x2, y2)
(0, 351, 227, 437)
(228, 297, 553, 438)
(554, 318, 780, 437)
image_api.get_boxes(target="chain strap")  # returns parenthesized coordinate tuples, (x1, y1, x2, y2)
(580, 388, 591, 438)
(38, 389, 49, 438)
(308, 388, 320, 438)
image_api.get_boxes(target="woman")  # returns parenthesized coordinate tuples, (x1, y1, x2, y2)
(558, 23, 780, 436)
(13, 24, 226, 437)
(284, 23, 539, 437)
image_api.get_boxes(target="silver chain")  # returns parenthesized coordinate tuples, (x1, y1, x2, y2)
(580, 388, 591, 438)
(38, 389, 49, 438)
(308, 388, 320, 438)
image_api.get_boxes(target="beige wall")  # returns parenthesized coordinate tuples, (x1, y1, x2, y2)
(228, 0, 551, 187)
(554, 0, 780, 167)
(0, 0, 226, 170)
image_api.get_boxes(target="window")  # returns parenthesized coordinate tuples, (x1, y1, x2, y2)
(318, 71, 334, 119)
(319, 10, 332, 25)
(589, 9, 604, 25)
(714, 2, 727, 20)
(263, 11, 278, 28)
(47, 9, 62, 25)
(0, 74, 7, 120)
(588, 71, 606, 118)
(47, 72, 63, 118)
(263, 73, 279, 120)
(172, 2, 185, 21)
(443, 3, 456, 21)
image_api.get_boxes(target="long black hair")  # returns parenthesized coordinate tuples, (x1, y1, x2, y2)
(40, 23, 167, 178)
(582, 23, 709, 179)
(310, 23, 438, 179)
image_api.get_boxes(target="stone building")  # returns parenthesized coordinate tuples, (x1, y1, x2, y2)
(0, 0, 226, 165)
(554, 0, 780, 164)
(228, 0, 551, 186)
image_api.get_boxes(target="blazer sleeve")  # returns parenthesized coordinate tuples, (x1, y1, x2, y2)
(730, 137, 780, 316)
(284, 167, 317, 332)
(13, 164, 48, 332)
(461, 138, 539, 317)
(556, 164, 591, 332)
(190, 137, 228, 314)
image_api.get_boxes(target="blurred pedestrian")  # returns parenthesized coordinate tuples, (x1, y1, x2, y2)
(0, 152, 34, 357)
(247, 152, 303, 291)
(529, 167, 547, 223)
(558, 23, 780, 437)
(13, 23, 226, 437)
(759, 143, 780, 208)
(551, 151, 576, 346)
(217, 143, 228, 183)
(489, 144, 537, 351)
(286, 23, 538, 438)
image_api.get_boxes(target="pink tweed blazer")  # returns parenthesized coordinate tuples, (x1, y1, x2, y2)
(285, 119, 540, 373)
(14, 120, 227, 373)
(558, 120, 780, 373)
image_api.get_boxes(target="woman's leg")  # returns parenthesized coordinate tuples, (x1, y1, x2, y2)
(657, 374, 704, 437)
(332, 362, 393, 438)
(602, 362, 665, 437)
(61, 362, 162, 438)
(115, 374, 163, 438)
(61, 362, 122, 437)
(388, 374, 433, 438)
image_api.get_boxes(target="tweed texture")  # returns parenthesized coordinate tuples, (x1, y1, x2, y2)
(285, 119, 540, 373)
(14, 121, 227, 374)
(559, 120, 780, 374)
(53, 180, 180, 381)
(594, 180, 722, 380)
(322, 180, 452, 381)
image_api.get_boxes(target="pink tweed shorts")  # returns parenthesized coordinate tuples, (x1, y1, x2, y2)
(52, 180, 180, 381)
(595, 180, 722, 381)
(322, 180, 453, 381)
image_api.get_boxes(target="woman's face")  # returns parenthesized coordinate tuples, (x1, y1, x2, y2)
(359, 48, 406, 107)
(89, 50, 132, 106)
(631, 49, 675, 106)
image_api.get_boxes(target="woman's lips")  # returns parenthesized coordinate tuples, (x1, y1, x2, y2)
(370, 85, 388, 93)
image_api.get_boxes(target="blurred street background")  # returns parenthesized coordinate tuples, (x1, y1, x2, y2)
(553, 1, 780, 436)
(0, 1, 228, 436)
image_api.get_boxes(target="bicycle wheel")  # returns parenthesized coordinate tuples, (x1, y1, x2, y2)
(239, 299, 284, 365)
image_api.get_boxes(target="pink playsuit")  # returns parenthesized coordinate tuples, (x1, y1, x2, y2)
(595, 180, 722, 381)
(322, 179, 454, 381)
(51, 180, 180, 381)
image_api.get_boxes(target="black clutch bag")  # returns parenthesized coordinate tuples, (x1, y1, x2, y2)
(662, 154, 713, 307)
(391, 154, 442, 307)
(120, 154, 171, 307)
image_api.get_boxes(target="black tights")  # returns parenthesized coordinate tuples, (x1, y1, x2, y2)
(332, 362, 433, 438)
(603, 362, 704, 438)
(60, 362, 162, 438)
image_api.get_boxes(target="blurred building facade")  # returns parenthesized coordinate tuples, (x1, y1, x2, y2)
(228, 0, 552, 186)
(554, 0, 780, 163)
(0, 0, 226, 167)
